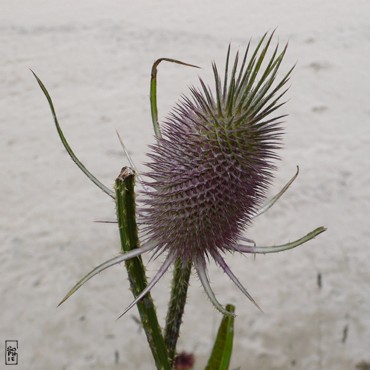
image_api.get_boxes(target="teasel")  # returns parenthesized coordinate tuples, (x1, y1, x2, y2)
(50, 32, 326, 316)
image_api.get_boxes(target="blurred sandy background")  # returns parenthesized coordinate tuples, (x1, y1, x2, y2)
(1, 1, 370, 369)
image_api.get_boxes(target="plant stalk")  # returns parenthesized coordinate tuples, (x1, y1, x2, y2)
(115, 167, 170, 370)
(164, 259, 192, 365)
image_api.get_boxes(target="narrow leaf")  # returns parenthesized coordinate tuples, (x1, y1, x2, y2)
(195, 261, 233, 317)
(57, 243, 155, 307)
(253, 166, 299, 218)
(150, 58, 200, 138)
(31, 70, 115, 199)
(237, 227, 327, 254)
(205, 304, 235, 370)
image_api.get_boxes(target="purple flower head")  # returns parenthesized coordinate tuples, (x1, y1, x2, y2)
(135, 33, 295, 314)
(55, 33, 326, 317)
(142, 39, 286, 265)
(131, 33, 325, 316)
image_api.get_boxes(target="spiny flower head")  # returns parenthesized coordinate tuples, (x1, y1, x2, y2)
(143, 34, 289, 265)
(135, 33, 295, 313)
(54, 33, 325, 317)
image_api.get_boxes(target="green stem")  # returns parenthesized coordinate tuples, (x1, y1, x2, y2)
(164, 259, 192, 364)
(115, 167, 171, 370)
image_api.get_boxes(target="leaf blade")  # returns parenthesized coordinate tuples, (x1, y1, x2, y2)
(32, 70, 115, 199)
(205, 304, 235, 370)
(150, 58, 200, 138)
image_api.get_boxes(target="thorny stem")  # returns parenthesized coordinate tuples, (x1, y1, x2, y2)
(115, 168, 171, 370)
(164, 259, 192, 364)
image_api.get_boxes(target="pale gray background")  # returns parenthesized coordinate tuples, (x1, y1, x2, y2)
(1, 1, 370, 369)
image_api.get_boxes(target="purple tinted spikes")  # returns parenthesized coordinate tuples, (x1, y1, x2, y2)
(135, 34, 314, 314)
(194, 257, 233, 316)
(213, 252, 262, 312)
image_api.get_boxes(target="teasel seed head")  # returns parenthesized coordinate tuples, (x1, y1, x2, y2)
(56, 33, 326, 316)
(136, 33, 301, 314)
